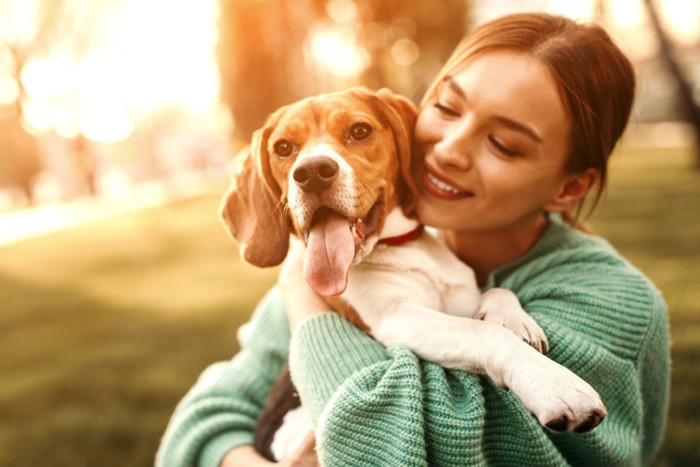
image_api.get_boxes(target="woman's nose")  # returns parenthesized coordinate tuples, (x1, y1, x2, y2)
(433, 122, 473, 170)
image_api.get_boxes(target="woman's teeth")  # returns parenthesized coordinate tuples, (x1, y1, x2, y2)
(427, 172, 464, 194)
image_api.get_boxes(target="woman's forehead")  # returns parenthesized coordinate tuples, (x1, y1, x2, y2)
(448, 51, 568, 128)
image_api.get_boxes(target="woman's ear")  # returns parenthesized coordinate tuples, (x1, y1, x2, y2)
(544, 168, 599, 212)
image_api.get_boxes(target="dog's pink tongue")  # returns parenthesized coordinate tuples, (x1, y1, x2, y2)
(304, 211, 354, 297)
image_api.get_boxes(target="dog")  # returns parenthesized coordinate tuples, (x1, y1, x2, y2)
(220, 87, 607, 460)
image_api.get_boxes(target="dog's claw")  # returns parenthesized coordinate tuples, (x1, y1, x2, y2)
(545, 416, 569, 432)
(507, 344, 607, 434)
(574, 412, 604, 433)
(545, 408, 605, 433)
(481, 308, 549, 355)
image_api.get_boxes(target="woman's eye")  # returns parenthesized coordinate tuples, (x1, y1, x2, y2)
(434, 102, 459, 117)
(273, 139, 295, 158)
(349, 122, 373, 141)
(488, 136, 520, 157)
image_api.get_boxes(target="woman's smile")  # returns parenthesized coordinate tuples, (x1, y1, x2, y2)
(421, 167, 474, 200)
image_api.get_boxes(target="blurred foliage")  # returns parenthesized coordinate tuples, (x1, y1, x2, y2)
(0, 111, 40, 202)
(217, 0, 700, 160)
(0, 0, 121, 201)
(3, 0, 700, 207)
(217, 0, 468, 140)
(641, 0, 700, 165)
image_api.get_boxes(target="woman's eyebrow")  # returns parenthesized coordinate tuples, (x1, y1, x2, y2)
(445, 77, 467, 99)
(494, 116, 542, 143)
(445, 77, 542, 144)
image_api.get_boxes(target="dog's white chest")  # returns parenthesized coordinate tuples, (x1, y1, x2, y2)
(344, 232, 482, 317)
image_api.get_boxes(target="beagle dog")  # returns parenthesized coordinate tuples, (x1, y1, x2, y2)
(220, 88, 607, 459)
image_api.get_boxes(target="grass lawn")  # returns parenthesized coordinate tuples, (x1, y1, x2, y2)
(590, 144, 700, 466)
(0, 187, 279, 467)
(1, 144, 698, 466)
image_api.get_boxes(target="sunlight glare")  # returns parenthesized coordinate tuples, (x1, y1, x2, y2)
(547, 0, 596, 20)
(390, 38, 420, 67)
(325, 0, 358, 25)
(20, 98, 53, 133)
(75, 54, 133, 143)
(658, 0, 700, 43)
(0, 0, 36, 44)
(13, 0, 220, 143)
(604, 0, 656, 58)
(607, 0, 647, 30)
(117, 0, 220, 116)
(20, 53, 77, 100)
(308, 24, 369, 79)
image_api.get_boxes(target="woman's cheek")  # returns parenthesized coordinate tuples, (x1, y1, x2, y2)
(414, 111, 439, 144)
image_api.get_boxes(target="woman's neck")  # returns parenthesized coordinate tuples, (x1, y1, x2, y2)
(441, 214, 550, 286)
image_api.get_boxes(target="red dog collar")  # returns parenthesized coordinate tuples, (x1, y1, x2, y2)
(377, 225, 425, 246)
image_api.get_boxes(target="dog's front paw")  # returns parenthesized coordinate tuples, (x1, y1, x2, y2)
(509, 354, 607, 433)
(478, 307, 549, 354)
(477, 288, 549, 354)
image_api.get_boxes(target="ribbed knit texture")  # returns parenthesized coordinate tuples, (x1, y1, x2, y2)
(156, 216, 670, 467)
(156, 288, 290, 467)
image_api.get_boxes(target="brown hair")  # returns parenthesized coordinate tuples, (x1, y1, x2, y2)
(422, 13, 636, 226)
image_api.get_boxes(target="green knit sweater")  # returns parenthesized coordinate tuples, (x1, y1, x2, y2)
(156, 216, 670, 467)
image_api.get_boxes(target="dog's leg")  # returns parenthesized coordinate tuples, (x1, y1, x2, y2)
(368, 302, 606, 433)
(476, 288, 549, 354)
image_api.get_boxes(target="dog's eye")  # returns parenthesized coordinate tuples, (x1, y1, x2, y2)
(349, 123, 372, 141)
(273, 139, 295, 158)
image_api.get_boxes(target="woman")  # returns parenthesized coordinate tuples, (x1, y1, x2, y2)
(157, 12, 669, 466)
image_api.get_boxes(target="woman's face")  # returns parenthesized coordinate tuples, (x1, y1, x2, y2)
(413, 49, 574, 233)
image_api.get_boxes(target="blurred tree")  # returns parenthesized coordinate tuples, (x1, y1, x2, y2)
(218, 0, 327, 141)
(642, 0, 700, 166)
(353, 0, 468, 101)
(0, 42, 42, 203)
(217, 0, 470, 141)
(0, 110, 41, 204)
(0, 0, 122, 202)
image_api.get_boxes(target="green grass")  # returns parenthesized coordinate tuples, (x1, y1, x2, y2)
(0, 145, 698, 466)
(0, 189, 279, 467)
(590, 145, 700, 466)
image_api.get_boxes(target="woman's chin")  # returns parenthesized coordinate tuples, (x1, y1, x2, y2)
(415, 197, 462, 230)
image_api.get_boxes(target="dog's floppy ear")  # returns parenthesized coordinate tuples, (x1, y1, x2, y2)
(219, 129, 290, 268)
(375, 88, 420, 217)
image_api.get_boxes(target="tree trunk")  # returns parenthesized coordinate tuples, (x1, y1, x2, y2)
(642, 0, 700, 166)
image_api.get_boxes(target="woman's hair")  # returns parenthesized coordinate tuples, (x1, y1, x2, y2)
(422, 13, 636, 225)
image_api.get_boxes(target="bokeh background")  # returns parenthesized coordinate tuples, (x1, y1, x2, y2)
(0, 0, 698, 465)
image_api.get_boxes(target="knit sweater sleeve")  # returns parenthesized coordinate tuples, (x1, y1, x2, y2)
(290, 315, 497, 466)
(156, 288, 290, 467)
(289, 237, 670, 466)
(502, 245, 670, 466)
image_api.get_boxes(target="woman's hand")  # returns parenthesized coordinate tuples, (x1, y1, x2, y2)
(219, 445, 273, 466)
(278, 238, 330, 332)
(278, 432, 319, 467)
(219, 433, 318, 467)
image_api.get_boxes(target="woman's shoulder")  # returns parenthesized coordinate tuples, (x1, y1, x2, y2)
(498, 217, 668, 359)
(502, 216, 658, 292)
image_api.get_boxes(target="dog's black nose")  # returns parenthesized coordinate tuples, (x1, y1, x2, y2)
(293, 156, 339, 193)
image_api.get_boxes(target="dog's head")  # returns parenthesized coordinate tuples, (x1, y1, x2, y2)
(220, 87, 418, 296)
